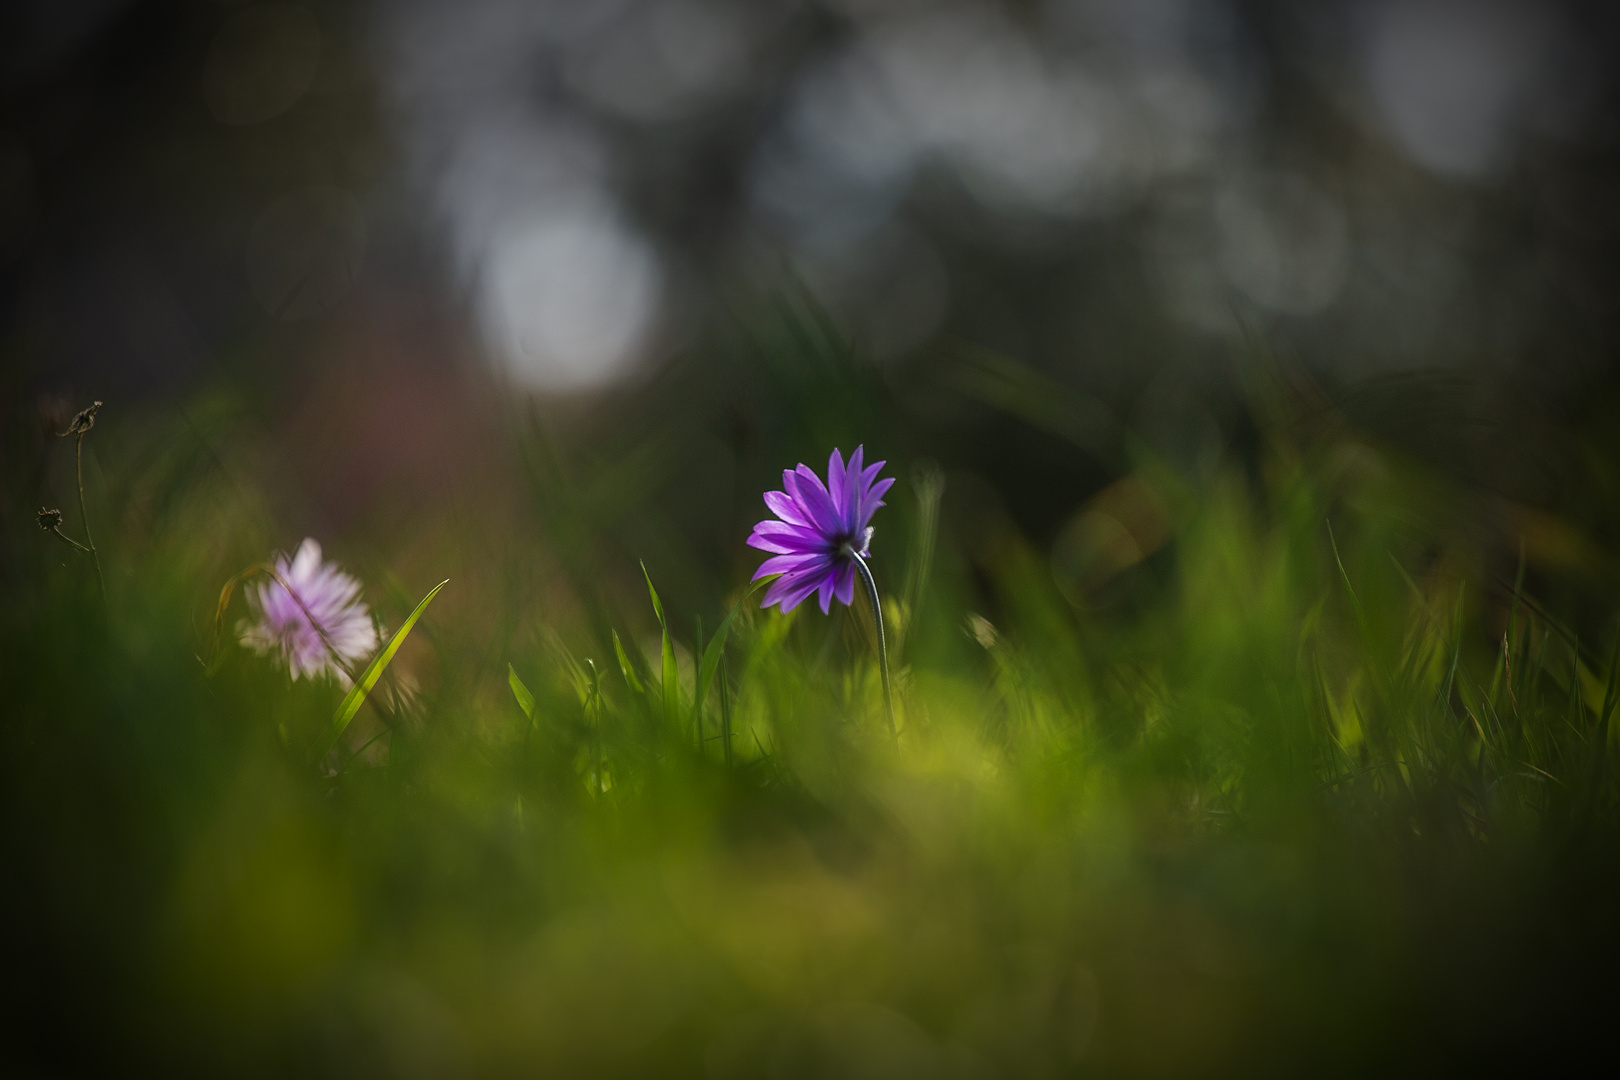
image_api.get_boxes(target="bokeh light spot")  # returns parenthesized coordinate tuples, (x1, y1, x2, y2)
(480, 200, 662, 392)
(204, 5, 322, 126)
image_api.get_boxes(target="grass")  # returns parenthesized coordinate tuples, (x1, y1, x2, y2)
(5, 330, 1620, 1077)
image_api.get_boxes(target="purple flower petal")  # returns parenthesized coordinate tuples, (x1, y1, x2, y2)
(826, 448, 847, 525)
(763, 490, 810, 527)
(289, 538, 323, 582)
(748, 448, 892, 614)
(857, 475, 895, 530)
(857, 459, 885, 496)
(844, 446, 865, 525)
(765, 565, 830, 612)
(776, 582, 823, 613)
(786, 464, 844, 538)
(747, 520, 828, 554)
(752, 552, 826, 581)
(817, 573, 835, 614)
(834, 562, 855, 607)
(238, 537, 377, 682)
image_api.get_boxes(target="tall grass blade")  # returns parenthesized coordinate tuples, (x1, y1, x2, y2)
(693, 614, 704, 748)
(509, 663, 535, 720)
(719, 652, 734, 768)
(642, 562, 680, 729)
(898, 463, 943, 659)
(1593, 622, 1620, 783)
(613, 629, 644, 694)
(324, 579, 448, 757)
(1326, 520, 1368, 635)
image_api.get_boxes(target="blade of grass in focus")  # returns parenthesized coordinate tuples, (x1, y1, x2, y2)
(324, 579, 447, 758)
(509, 663, 535, 720)
(613, 629, 645, 695)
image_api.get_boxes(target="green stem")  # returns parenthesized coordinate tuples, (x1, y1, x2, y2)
(341, 724, 393, 770)
(843, 544, 896, 739)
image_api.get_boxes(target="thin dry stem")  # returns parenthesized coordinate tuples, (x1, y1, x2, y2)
(75, 433, 106, 600)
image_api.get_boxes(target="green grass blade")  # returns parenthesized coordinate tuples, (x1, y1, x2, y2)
(1326, 520, 1368, 635)
(641, 559, 666, 624)
(613, 629, 644, 694)
(693, 578, 766, 730)
(899, 463, 944, 658)
(1593, 623, 1620, 781)
(642, 562, 680, 728)
(509, 663, 535, 720)
(325, 579, 447, 757)
(584, 658, 601, 717)
(693, 613, 704, 748)
(719, 651, 734, 768)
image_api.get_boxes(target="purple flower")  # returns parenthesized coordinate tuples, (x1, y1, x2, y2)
(239, 538, 379, 681)
(748, 446, 895, 614)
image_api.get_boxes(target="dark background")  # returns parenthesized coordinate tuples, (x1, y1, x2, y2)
(4, 0, 1620, 626)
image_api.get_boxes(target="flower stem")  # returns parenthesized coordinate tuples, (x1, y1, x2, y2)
(46, 524, 92, 554)
(75, 434, 106, 601)
(843, 544, 896, 739)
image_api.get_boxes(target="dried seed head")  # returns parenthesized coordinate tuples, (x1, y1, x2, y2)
(60, 400, 102, 437)
(37, 507, 63, 531)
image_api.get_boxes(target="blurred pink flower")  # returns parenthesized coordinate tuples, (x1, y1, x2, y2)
(239, 538, 378, 681)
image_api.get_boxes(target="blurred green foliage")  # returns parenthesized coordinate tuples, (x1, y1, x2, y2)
(5, 315, 1620, 1077)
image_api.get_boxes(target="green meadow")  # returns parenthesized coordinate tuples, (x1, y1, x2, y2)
(7, 314, 1620, 1077)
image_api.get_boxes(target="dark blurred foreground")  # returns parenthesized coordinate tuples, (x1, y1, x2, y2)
(6, 329, 1620, 1076)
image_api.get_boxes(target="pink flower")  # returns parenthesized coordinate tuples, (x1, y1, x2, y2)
(239, 538, 379, 681)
